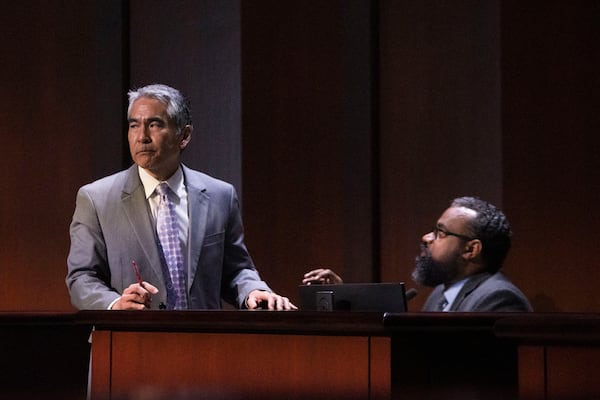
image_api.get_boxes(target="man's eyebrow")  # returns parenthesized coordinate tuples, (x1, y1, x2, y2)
(127, 116, 165, 123)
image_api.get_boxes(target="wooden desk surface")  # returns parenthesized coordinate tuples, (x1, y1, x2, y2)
(3, 312, 600, 399)
(77, 309, 390, 335)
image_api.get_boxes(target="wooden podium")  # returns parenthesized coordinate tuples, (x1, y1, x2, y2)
(79, 311, 521, 400)
(80, 311, 392, 400)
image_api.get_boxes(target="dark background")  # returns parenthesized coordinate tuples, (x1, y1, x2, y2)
(1, 0, 598, 312)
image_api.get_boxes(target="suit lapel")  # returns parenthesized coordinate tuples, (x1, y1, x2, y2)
(183, 166, 209, 289)
(121, 165, 164, 284)
(450, 272, 492, 311)
(423, 286, 446, 312)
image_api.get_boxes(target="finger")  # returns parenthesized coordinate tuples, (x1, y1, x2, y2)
(316, 271, 329, 280)
(141, 281, 159, 295)
(143, 296, 153, 308)
(278, 297, 297, 311)
(303, 269, 321, 278)
(274, 296, 290, 310)
(122, 284, 138, 295)
(302, 272, 325, 285)
(126, 291, 146, 305)
(246, 296, 258, 309)
(267, 296, 276, 310)
(280, 297, 291, 310)
(115, 295, 145, 310)
(275, 296, 284, 310)
(132, 289, 149, 304)
(305, 268, 327, 278)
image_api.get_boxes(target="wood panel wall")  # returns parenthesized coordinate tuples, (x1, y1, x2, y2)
(1, 1, 125, 310)
(1, 1, 597, 312)
(501, 0, 600, 312)
(129, 0, 244, 191)
(241, 0, 377, 303)
(378, 0, 503, 309)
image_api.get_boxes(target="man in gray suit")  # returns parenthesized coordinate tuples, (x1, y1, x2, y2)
(414, 196, 531, 312)
(66, 84, 296, 311)
(303, 197, 532, 312)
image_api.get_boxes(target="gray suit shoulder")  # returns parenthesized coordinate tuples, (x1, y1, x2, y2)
(78, 168, 131, 194)
(467, 272, 533, 312)
(182, 166, 234, 191)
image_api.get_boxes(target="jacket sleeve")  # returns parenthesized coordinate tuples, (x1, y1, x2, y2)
(65, 186, 120, 310)
(220, 185, 271, 308)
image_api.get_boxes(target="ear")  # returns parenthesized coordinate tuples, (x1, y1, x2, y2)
(179, 125, 193, 150)
(462, 239, 482, 260)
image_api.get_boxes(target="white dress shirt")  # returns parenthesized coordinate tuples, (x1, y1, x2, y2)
(138, 166, 189, 253)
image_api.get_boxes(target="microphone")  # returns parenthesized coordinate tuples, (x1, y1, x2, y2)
(405, 288, 418, 301)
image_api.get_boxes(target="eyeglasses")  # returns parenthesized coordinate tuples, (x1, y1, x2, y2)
(432, 226, 475, 241)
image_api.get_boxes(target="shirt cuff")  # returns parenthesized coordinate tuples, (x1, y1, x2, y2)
(108, 298, 119, 310)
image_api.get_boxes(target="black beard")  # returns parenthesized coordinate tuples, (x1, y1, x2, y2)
(412, 248, 457, 287)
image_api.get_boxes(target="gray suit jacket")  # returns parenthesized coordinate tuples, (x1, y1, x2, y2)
(66, 164, 271, 310)
(421, 272, 533, 312)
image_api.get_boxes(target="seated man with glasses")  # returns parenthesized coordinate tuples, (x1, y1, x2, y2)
(303, 196, 532, 312)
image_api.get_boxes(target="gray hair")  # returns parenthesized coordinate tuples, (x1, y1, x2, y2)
(127, 84, 193, 133)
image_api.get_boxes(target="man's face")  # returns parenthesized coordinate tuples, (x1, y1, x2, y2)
(128, 97, 191, 180)
(412, 206, 477, 287)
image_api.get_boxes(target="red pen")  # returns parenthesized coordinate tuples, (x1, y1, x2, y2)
(131, 260, 143, 286)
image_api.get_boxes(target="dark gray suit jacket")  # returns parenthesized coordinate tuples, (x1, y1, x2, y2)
(421, 272, 533, 312)
(66, 164, 271, 310)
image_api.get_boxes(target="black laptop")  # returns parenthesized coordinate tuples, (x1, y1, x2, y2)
(298, 282, 407, 312)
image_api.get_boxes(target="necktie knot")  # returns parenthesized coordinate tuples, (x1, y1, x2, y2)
(156, 182, 170, 197)
(439, 296, 449, 311)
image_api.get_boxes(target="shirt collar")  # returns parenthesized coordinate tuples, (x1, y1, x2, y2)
(138, 166, 185, 200)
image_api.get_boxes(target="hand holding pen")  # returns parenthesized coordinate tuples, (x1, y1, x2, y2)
(111, 261, 159, 310)
(131, 260, 144, 287)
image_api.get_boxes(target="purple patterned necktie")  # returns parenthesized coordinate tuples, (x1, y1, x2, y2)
(156, 182, 187, 309)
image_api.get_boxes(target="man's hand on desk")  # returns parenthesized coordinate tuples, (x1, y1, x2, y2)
(246, 290, 298, 310)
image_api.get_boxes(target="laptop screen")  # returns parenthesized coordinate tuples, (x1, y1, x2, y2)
(298, 282, 407, 312)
